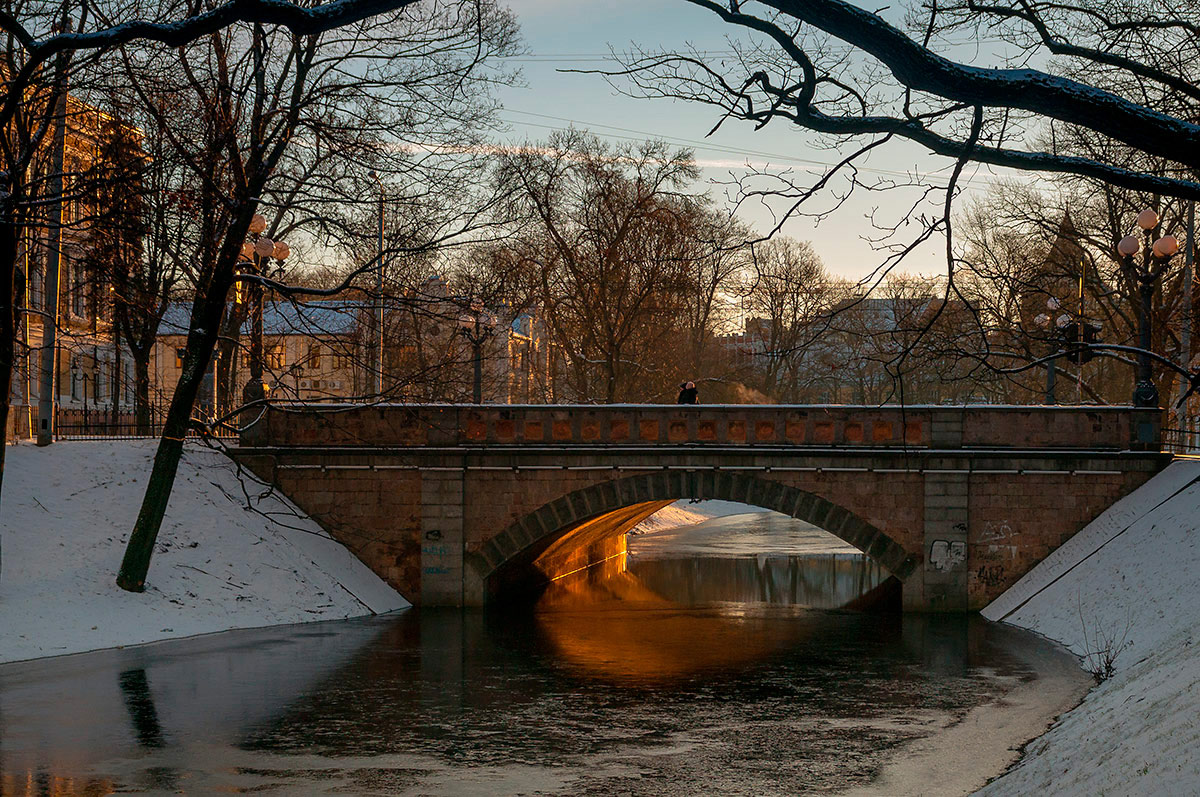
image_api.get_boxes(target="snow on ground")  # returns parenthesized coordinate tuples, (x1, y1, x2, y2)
(978, 459, 1200, 796)
(0, 440, 407, 665)
(628, 499, 768, 534)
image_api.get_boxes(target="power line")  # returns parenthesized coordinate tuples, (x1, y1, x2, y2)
(500, 108, 1009, 190)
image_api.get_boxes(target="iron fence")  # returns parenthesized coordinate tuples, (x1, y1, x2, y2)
(1162, 427, 1200, 454)
(53, 408, 237, 441)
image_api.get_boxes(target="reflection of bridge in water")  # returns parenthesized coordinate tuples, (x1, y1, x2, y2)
(627, 554, 888, 608)
(0, 606, 1079, 794)
(234, 403, 1169, 612)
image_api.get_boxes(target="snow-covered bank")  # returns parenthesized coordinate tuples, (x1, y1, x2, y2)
(629, 499, 768, 534)
(978, 459, 1200, 795)
(0, 440, 407, 665)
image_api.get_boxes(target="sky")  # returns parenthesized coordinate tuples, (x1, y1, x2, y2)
(493, 0, 1037, 282)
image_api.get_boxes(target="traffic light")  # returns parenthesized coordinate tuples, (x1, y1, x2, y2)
(1062, 321, 1101, 364)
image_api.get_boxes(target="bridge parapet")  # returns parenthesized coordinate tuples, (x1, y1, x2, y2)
(242, 403, 1162, 452)
(234, 403, 1167, 612)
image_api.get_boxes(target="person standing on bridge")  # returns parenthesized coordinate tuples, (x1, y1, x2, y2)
(677, 381, 699, 405)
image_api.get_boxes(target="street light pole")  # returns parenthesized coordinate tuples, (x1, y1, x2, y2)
(458, 301, 495, 404)
(246, 257, 265, 403)
(1136, 268, 1156, 405)
(1118, 208, 1180, 408)
(240, 213, 288, 405)
(1035, 299, 1063, 404)
(473, 333, 483, 404)
(367, 171, 385, 397)
(35, 88, 68, 446)
(1045, 349, 1057, 404)
(1036, 295, 1102, 405)
(1177, 202, 1195, 441)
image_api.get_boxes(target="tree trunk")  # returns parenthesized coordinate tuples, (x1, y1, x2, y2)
(111, 323, 122, 426)
(116, 286, 228, 591)
(134, 353, 151, 434)
(0, 209, 18, 582)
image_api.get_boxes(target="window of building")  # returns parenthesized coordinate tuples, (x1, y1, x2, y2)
(27, 350, 39, 399)
(67, 161, 84, 224)
(27, 259, 43, 310)
(307, 344, 322, 371)
(175, 347, 186, 369)
(267, 344, 286, 370)
(69, 256, 86, 319)
(333, 352, 350, 370)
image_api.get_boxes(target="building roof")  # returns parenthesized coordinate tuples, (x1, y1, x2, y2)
(157, 300, 364, 338)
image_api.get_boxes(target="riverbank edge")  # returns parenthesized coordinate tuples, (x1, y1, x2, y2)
(0, 605, 413, 669)
(976, 623, 1096, 787)
(839, 622, 1092, 797)
(974, 459, 1200, 795)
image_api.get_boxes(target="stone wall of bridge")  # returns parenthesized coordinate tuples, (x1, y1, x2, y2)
(233, 404, 1167, 612)
(240, 403, 1159, 451)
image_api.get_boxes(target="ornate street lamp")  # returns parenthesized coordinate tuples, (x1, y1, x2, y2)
(457, 300, 497, 404)
(1035, 295, 1102, 405)
(239, 213, 288, 404)
(1118, 209, 1181, 408)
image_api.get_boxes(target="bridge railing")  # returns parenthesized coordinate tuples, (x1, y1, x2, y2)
(239, 404, 1162, 452)
(1162, 426, 1200, 454)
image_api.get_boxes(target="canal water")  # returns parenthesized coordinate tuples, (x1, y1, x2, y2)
(0, 510, 1087, 796)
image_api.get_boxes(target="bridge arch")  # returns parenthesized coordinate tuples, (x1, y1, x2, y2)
(472, 470, 919, 602)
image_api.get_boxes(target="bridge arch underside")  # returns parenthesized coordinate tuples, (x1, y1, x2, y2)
(474, 472, 918, 604)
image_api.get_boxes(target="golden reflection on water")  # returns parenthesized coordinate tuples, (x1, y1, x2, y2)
(532, 565, 819, 686)
(0, 773, 115, 797)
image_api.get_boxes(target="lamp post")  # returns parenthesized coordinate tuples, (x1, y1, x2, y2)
(1118, 209, 1180, 408)
(457, 300, 497, 404)
(239, 213, 289, 404)
(1035, 298, 1103, 405)
(1034, 298, 1064, 404)
(367, 170, 385, 396)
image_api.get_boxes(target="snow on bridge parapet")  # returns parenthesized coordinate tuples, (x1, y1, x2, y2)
(240, 403, 1163, 452)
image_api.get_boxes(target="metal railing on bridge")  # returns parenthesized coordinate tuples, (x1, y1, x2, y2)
(1162, 426, 1200, 454)
(51, 408, 237, 441)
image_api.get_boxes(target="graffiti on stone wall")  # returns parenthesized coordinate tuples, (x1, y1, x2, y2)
(977, 564, 1005, 588)
(979, 520, 1019, 560)
(929, 540, 966, 571)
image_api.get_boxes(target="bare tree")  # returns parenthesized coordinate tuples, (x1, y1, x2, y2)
(0, 0, 430, 582)
(618, 1, 1200, 197)
(111, 0, 517, 591)
(736, 237, 829, 401)
(595, 0, 1200, 405)
(496, 130, 723, 402)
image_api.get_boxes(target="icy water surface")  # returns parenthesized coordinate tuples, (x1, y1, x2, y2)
(0, 512, 1082, 796)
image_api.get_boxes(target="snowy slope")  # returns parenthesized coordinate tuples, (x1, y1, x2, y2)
(0, 440, 408, 665)
(629, 499, 768, 534)
(979, 459, 1200, 795)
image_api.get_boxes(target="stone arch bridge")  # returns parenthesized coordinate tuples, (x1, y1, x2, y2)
(232, 404, 1168, 612)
